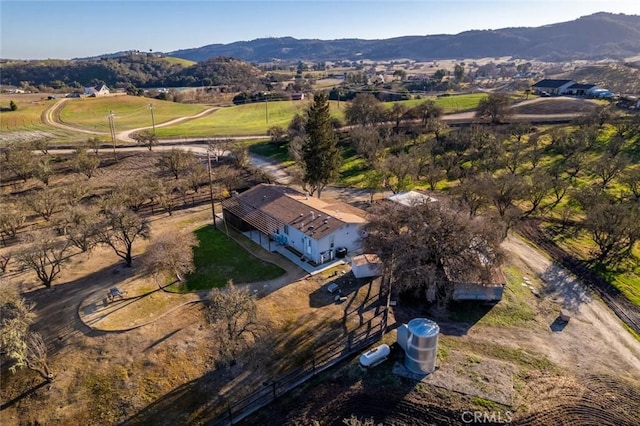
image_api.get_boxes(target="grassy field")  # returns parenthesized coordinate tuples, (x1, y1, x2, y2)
(162, 56, 196, 67)
(171, 225, 285, 291)
(59, 95, 208, 132)
(0, 94, 88, 144)
(156, 100, 346, 137)
(248, 141, 292, 164)
(388, 93, 488, 113)
(0, 94, 54, 131)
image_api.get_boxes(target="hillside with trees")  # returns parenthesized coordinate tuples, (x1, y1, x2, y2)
(0, 54, 264, 91)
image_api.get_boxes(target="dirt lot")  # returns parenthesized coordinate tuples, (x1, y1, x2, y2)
(2, 153, 640, 425)
(242, 237, 640, 425)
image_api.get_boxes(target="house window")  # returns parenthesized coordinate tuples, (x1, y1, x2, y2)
(330, 236, 335, 248)
(284, 225, 289, 235)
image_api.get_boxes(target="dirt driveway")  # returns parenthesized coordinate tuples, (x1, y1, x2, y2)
(502, 235, 640, 376)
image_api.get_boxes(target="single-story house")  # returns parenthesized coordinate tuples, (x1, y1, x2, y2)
(83, 84, 110, 97)
(222, 184, 367, 266)
(564, 83, 601, 97)
(531, 79, 575, 95)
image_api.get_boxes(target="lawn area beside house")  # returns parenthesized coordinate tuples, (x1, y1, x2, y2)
(170, 225, 286, 292)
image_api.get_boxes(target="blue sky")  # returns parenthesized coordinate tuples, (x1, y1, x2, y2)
(1, 0, 639, 59)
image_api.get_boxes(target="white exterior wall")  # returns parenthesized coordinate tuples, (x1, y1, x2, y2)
(557, 81, 575, 95)
(318, 223, 364, 258)
(278, 222, 364, 264)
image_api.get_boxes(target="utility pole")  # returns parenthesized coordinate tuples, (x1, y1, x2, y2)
(107, 110, 117, 160)
(207, 150, 216, 226)
(148, 103, 156, 135)
(264, 92, 269, 124)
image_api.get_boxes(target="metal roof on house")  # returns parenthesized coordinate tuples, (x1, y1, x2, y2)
(531, 79, 574, 88)
(221, 184, 366, 240)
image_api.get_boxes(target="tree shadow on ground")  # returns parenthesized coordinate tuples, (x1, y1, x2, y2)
(540, 263, 592, 312)
(391, 297, 496, 337)
(123, 277, 387, 425)
(0, 379, 50, 411)
(25, 262, 145, 352)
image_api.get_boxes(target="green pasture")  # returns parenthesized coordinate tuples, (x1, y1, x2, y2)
(385, 93, 488, 113)
(170, 225, 285, 292)
(156, 100, 346, 138)
(58, 96, 208, 132)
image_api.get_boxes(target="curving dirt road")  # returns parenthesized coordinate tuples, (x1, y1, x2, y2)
(115, 107, 218, 143)
(502, 235, 640, 374)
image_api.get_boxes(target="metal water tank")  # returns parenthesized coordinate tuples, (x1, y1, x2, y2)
(404, 318, 439, 374)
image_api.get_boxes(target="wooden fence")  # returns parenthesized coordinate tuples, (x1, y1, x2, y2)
(207, 307, 388, 426)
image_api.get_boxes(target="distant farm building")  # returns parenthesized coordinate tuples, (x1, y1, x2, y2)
(531, 79, 575, 95)
(83, 84, 110, 97)
(290, 93, 305, 101)
(531, 79, 610, 98)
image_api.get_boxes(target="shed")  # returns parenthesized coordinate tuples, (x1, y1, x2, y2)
(351, 254, 382, 279)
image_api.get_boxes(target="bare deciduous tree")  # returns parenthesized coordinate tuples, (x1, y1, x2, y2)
(61, 180, 90, 207)
(583, 201, 640, 265)
(63, 206, 101, 253)
(0, 251, 12, 274)
(381, 152, 417, 193)
(144, 228, 198, 283)
(364, 201, 504, 307)
(0, 198, 26, 245)
(345, 93, 385, 126)
(158, 148, 197, 179)
(17, 230, 71, 288)
(619, 167, 640, 201)
(25, 186, 61, 222)
(97, 206, 150, 267)
(71, 148, 100, 179)
(589, 153, 629, 189)
(33, 158, 53, 186)
(228, 142, 249, 168)
(475, 92, 512, 124)
(3, 143, 34, 182)
(86, 136, 103, 155)
(133, 130, 158, 151)
(186, 162, 208, 193)
(205, 282, 261, 366)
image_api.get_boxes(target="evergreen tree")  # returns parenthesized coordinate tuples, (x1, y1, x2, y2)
(301, 92, 341, 198)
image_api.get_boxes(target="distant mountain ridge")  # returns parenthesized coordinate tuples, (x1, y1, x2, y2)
(167, 12, 640, 63)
